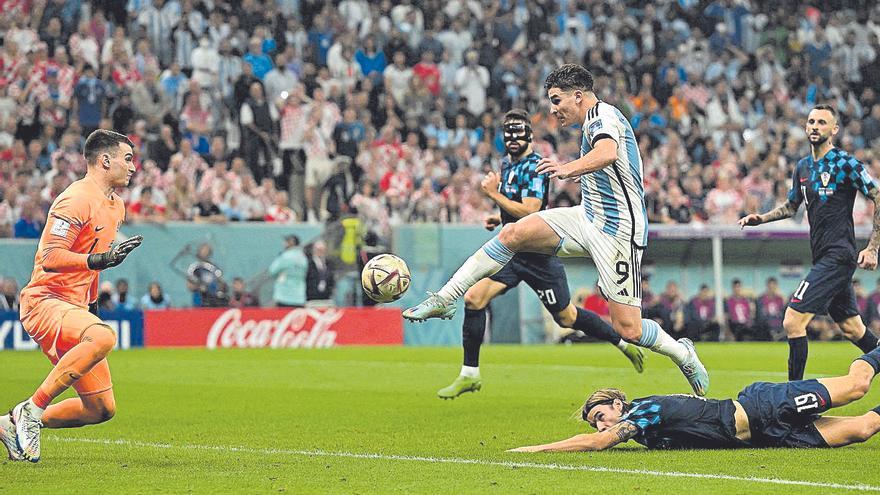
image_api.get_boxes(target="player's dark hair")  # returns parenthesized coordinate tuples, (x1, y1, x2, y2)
(812, 104, 837, 119)
(503, 108, 530, 123)
(544, 64, 594, 92)
(84, 129, 134, 165)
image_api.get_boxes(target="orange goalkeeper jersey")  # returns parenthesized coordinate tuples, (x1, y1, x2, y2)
(21, 177, 126, 308)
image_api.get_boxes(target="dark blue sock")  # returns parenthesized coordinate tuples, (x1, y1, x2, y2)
(573, 308, 622, 345)
(872, 405, 880, 417)
(462, 308, 487, 367)
(788, 336, 808, 381)
(856, 344, 880, 375)
(855, 330, 879, 353)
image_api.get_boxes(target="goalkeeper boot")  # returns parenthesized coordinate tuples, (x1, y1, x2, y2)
(0, 413, 23, 461)
(403, 292, 456, 322)
(11, 400, 42, 463)
(437, 375, 482, 399)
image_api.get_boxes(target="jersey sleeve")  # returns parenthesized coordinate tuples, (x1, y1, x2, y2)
(584, 103, 621, 148)
(619, 399, 662, 433)
(847, 158, 879, 198)
(522, 157, 547, 200)
(787, 163, 803, 207)
(40, 193, 92, 272)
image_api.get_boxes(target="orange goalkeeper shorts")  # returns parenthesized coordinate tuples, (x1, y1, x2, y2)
(19, 296, 114, 396)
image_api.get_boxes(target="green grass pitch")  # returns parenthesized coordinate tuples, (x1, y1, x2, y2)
(2, 342, 880, 494)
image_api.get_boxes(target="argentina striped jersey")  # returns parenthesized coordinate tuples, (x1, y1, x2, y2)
(579, 101, 649, 248)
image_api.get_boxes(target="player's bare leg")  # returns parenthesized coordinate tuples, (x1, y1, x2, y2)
(12, 324, 116, 462)
(783, 307, 815, 380)
(609, 301, 708, 395)
(838, 315, 880, 353)
(553, 303, 644, 373)
(41, 389, 116, 428)
(404, 214, 559, 321)
(813, 347, 880, 446)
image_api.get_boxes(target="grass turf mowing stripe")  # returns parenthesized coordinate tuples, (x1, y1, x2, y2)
(49, 436, 880, 492)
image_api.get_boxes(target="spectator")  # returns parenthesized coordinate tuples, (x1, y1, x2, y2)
(268, 234, 308, 308)
(867, 278, 880, 334)
(186, 243, 228, 307)
(755, 277, 786, 341)
(0, 277, 20, 311)
(306, 240, 335, 303)
(140, 282, 171, 310)
(240, 81, 278, 183)
(193, 189, 226, 224)
(243, 36, 273, 79)
(454, 50, 490, 117)
(655, 281, 686, 337)
(581, 280, 610, 324)
(854, 279, 870, 323)
(726, 279, 755, 341)
(229, 277, 260, 308)
(97, 281, 116, 311)
(13, 200, 43, 239)
(686, 284, 721, 342)
(112, 279, 137, 311)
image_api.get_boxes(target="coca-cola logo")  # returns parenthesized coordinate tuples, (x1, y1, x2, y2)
(206, 308, 341, 349)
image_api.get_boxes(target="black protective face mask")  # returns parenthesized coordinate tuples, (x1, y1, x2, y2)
(503, 120, 532, 155)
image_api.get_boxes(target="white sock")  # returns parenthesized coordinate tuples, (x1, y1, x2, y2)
(436, 237, 514, 302)
(26, 399, 45, 419)
(460, 365, 480, 378)
(637, 319, 689, 364)
(616, 339, 629, 351)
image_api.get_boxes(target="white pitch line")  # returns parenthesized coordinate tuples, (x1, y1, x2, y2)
(50, 436, 880, 492)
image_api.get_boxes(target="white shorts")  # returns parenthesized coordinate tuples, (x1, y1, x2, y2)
(536, 206, 643, 307)
(305, 156, 336, 188)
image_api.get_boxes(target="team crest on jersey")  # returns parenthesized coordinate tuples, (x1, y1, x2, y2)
(588, 120, 603, 134)
(820, 172, 831, 187)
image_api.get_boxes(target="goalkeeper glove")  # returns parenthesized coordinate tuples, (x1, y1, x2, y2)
(87, 235, 143, 270)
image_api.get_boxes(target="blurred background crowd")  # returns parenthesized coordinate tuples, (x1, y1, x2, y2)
(2, 0, 880, 241)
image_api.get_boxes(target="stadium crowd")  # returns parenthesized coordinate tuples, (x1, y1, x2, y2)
(1, 0, 880, 242)
(576, 275, 880, 342)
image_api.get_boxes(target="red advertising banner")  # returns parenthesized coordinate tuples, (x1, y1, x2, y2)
(144, 307, 403, 348)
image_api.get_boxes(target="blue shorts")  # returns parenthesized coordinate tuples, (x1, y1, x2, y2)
(788, 258, 859, 322)
(489, 252, 571, 313)
(737, 379, 831, 448)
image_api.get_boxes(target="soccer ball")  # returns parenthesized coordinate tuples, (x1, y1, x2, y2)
(361, 254, 411, 303)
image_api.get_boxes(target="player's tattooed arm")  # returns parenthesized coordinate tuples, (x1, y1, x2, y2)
(508, 422, 638, 453)
(740, 200, 798, 228)
(760, 200, 799, 223)
(858, 192, 880, 270)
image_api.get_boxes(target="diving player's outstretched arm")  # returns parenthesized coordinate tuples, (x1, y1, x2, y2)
(508, 421, 638, 453)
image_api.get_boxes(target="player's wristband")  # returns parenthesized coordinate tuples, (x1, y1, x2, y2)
(87, 252, 112, 271)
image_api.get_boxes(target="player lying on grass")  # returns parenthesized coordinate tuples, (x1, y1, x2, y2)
(510, 344, 880, 452)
